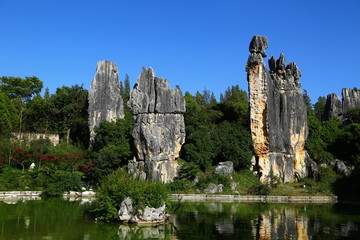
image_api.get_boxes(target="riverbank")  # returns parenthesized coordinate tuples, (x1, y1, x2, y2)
(0, 191, 337, 203)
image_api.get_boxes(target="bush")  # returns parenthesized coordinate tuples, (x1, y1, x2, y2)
(38, 170, 84, 197)
(166, 179, 194, 192)
(0, 167, 34, 190)
(195, 172, 231, 191)
(232, 170, 261, 194)
(247, 184, 270, 195)
(92, 168, 169, 222)
(177, 161, 200, 180)
(317, 167, 340, 194)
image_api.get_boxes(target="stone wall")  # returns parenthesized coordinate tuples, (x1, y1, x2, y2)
(11, 132, 59, 146)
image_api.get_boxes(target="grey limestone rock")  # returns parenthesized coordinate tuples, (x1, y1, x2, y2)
(324, 93, 342, 120)
(246, 35, 309, 183)
(323, 88, 360, 122)
(128, 67, 185, 183)
(204, 183, 224, 194)
(342, 88, 360, 116)
(249, 35, 268, 57)
(118, 197, 166, 223)
(214, 161, 234, 177)
(88, 60, 124, 140)
(332, 159, 354, 177)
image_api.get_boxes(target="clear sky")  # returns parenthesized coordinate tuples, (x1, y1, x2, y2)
(1, 0, 359, 103)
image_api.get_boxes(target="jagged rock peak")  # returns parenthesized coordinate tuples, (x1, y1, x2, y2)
(128, 67, 185, 114)
(323, 88, 360, 122)
(249, 35, 268, 57)
(246, 35, 308, 183)
(342, 88, 360, 113)
(88, 60, 124, 140)
(323, 93, 342, 120)
(269, 54, 301, 87)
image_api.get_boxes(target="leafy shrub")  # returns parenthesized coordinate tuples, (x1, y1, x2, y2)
(166, 179, 193, 192)
(0, 167, 38, 190)
(92, 168, 169, 222)
(177, 161, 200, 180)
(195, 172, 231, 191)
(38, 170, 84, 197)
(232, 170, 261, 194)
(247, 184, 270, 195)
(317, 167, 340, 193)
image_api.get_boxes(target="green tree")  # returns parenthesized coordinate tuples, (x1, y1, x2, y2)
(219, 85, 249, 124)
(50, 85, 89, 147)
(0, 92, 18, 135)
(24, 95, 53, 133)
(212, 121, 253, 170)
(314, 96, 326, 121)
(0, 76, 43, 134)
(91, 116, 134, 178)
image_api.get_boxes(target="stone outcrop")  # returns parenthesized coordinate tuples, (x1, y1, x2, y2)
(128, 67, 185, 182)
(214, 161, 234, 177)
(324, 93, 342, 120)
(323, 88, 360, 121)
(342, 88, 360, 114)
(204, 183, 224, 194)
(246, 35, 308, 183)
(118, 197, 166, 223)
(88, 60, 124, 140)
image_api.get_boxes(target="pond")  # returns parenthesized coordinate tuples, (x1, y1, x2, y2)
(0, 198, 360, 239)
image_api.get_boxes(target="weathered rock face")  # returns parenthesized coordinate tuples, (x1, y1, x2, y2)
(214, 161, 234, 177)
(342, 88, 360, 114)
(88, 60, 124, 140)
(323, 88, 360, 121)
(128, 67, 185, 182)
(246, 35, 308, 183)
(324, 93, 342, 120)
(118, 197, 166, 223)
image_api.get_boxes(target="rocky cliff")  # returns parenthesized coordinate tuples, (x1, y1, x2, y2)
(323, 88, 360, 121)
(128, 67, 185, 182)
(88, 60, 124, 141)
(246, 35, 309, 183)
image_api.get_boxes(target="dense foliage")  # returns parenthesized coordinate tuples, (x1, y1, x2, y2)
(0, 74, 359, 203)
(92, 168, 169, 222)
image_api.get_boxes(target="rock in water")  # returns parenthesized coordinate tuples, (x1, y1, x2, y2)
(128, 67, 185, 182)
(246, 35, 308, 183)
(88, 60, 124, 141)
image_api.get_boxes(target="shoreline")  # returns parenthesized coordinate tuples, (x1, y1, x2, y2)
(170, 194, 337, 203)
(0, 191, 337, 203)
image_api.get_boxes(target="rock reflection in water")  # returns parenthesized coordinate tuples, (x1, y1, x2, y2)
(174, 202, 360, 240)
(118, 223, 177, 240)
(251, 208, 309, 240)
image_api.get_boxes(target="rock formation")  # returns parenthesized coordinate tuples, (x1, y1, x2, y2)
(88, 60, 124, 140)
(323, 88, 360, 121)
(246, 35, 309, 183)
(324, 93, 342, 120)
(118, 197, 166, 223)
(128, 67, 185, 183)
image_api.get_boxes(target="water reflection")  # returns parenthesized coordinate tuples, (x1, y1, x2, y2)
(173, 202, 360, 240)
(0, 199, 360, 239)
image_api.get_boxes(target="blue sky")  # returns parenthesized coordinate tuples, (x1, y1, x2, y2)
(0, 0, 359, 103)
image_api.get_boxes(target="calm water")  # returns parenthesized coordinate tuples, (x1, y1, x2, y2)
(0, 198, 360, 240)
